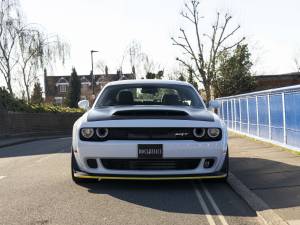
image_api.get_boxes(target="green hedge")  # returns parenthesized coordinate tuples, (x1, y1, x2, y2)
(0, 87, 83, 113)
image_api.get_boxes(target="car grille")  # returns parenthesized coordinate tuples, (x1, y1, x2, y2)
(107, 128, 194, 140)
(101, 159, 201, 170)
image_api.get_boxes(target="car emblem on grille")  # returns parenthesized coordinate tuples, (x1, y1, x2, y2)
(174, 132, 189, 136)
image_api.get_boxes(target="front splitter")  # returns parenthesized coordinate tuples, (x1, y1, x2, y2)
(73, 171, 227, 180)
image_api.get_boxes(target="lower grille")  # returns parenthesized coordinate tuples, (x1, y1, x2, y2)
(101, 159, 201, 170)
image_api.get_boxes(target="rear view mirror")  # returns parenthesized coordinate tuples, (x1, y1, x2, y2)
(78, 100, 90, 111)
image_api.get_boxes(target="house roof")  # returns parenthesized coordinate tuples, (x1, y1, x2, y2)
(45, 73, 135, 83)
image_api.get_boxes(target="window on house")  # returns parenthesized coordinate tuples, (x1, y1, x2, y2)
(59, 85, 67, 93)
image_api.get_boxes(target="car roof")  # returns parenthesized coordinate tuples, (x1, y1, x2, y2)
(106, 79, 193, 87)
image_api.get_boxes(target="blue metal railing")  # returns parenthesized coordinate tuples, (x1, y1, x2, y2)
(217, 85, 300, 152)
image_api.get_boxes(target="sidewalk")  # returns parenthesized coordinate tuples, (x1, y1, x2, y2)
(0, 135, 69, 148)
(229, 132, 300, 225)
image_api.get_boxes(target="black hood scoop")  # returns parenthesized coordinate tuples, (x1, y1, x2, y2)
(113, 109, 188, 117)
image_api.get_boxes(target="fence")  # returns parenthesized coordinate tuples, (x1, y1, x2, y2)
(217, 85, 300, 152)
(0, 111, 82, 138)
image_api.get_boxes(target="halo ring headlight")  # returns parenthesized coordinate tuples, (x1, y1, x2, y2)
(96, 128, 109, 138)
(81, 128, 94, 139)
(207, 128, 220, 138)
(193, 128, 206, 138)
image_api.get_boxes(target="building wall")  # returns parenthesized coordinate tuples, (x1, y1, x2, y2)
(44, 73, 134, 105)
(255, 73, 300, 91)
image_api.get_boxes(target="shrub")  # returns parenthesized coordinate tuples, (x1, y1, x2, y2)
(0, 87, 83, 113)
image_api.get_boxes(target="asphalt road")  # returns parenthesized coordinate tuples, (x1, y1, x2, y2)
(0, 138, 262, 225)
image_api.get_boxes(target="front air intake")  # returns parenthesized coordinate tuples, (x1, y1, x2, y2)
(101, 159, 201, 170)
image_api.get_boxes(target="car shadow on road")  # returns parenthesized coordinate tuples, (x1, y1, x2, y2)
(78, 178, 258, 217)
(77, 157, 300, 217)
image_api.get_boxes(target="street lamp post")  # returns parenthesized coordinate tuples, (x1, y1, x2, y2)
(90, 50, 99, 95)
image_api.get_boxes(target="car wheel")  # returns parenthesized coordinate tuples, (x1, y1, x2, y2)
(71, 148, 98, 184)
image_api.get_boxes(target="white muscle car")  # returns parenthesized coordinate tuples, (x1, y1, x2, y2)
(71, 80, 228, 183)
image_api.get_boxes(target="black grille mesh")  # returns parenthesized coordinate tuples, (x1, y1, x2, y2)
(101, 159, 201, 170)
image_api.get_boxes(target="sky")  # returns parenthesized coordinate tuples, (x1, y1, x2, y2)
(5, 0, 300, 84)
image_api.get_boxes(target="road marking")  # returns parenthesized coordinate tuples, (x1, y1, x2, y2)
(201, 182, 229, 225)
(0, 176, 6, 180)
(192, 182, 216, 225)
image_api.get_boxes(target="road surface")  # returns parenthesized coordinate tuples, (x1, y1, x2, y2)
(0, 138, 262, 225)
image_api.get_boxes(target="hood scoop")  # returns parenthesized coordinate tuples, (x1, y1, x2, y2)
(113, 109, 188, 117)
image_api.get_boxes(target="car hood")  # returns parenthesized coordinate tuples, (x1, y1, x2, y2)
(86, 105, 215, 122)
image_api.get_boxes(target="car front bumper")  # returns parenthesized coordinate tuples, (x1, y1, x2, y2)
(73, 139, 227, 177)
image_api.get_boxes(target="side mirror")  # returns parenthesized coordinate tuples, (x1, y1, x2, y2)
(78, 100, 90, 111)
(208, 100, 221, 109)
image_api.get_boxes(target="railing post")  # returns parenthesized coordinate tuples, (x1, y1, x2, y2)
(256, 96, 259, 137)
(246, 97, 250, 133)
(239, 98, 242, 131)
(267, 94, 271, 140)
(227, 99, 229, 126)
(222, 101, 225, 120)
(282, 92, 287, 144)
(231, 99, 234, 129)
(221, 100, 224, 120)
(233, 99, 236, 130)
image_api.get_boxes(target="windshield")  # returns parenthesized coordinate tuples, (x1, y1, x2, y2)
(95, 84, 204, 108)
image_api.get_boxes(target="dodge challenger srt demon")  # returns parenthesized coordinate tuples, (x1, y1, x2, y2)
(71, 80, 228, 183)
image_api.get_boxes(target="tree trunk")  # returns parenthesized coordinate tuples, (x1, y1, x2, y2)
(22, 69, 30, 103)
(204, 83, 211, 103)
(25, 84, 30, 103)
(6, 69, 13, 95)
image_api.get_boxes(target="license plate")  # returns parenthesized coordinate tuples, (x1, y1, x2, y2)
(138, 144, 163, 159)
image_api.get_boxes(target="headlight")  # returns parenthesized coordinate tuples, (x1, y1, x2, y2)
(207, 128, 221, 138)
(193, 128, 205, 138)
(81, 128, 94, 139)
(96, 128, 109, 138)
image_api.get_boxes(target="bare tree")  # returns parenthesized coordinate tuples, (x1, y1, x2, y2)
(120, 40, 145, 77)
(171, 0, 244, 101)
(18, 27, 69, 102)
(0, 0, 22, 95)
(0, 0, 69, 98)
(95, 59, 106, 74)
(127, 40, 143, 69)
(143, 54, 155, 74)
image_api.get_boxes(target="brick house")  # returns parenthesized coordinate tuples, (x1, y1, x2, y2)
(44, 71, 135, 105)
(254, 72, 300, 91)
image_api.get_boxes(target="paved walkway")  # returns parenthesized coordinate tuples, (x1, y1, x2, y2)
(229, 132, 300, 225)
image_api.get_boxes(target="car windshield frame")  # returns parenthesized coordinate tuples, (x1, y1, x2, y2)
(94, 83, 205, 109)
